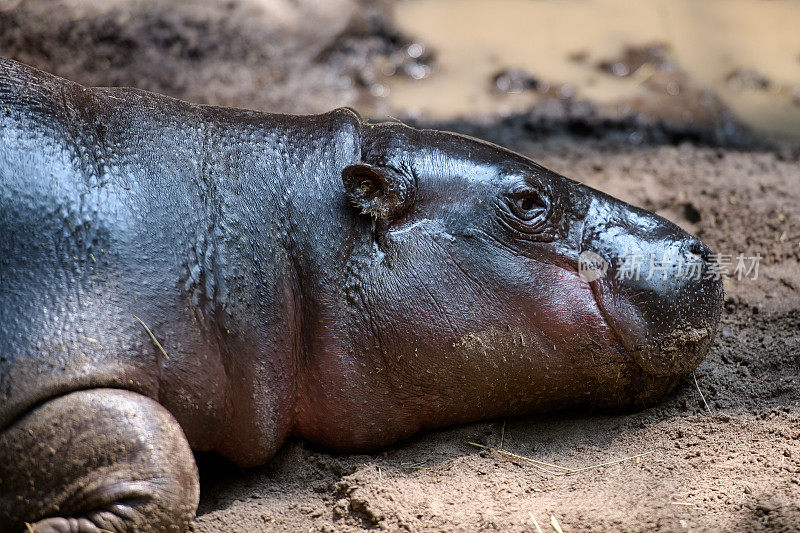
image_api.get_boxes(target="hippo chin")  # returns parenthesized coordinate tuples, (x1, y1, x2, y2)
(0, 57, 722, 531)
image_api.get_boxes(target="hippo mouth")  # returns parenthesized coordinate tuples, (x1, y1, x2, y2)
(574, 194, 723, 380)
(586, 280, 632, 356)
(583, 264, 720, 378)
(585, 278, 652, 370)
(540, 261, 717, 412)
(542, 264, 633, 362)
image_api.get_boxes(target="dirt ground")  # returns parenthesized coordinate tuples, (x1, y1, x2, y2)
(1, 1, 798, 531)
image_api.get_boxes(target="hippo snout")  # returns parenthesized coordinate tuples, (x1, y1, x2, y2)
(581, 193, 723, 377)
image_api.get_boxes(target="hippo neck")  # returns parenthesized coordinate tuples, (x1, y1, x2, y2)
(203, 107, 362, 464)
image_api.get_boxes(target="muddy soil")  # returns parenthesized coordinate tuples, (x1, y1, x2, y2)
(0, 0, 409, 114)
(1, 1, 798, 531)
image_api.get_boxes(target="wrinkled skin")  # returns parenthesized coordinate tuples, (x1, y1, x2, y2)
(0, 58, 722, 531)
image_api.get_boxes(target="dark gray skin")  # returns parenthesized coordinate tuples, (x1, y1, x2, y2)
(0, 57, 722, 532)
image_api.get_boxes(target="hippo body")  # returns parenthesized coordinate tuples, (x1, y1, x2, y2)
(0, 58, 722, 532)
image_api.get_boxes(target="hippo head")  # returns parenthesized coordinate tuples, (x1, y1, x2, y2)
(295, 121, 722, 450)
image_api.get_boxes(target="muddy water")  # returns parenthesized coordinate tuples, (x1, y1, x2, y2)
(388, 0, 800, 142)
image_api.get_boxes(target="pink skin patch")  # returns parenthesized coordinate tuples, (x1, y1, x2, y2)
(524, 265, 626, 358)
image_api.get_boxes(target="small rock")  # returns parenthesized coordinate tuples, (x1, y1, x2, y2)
(726, 68, 772, 91)
(491, 68, 540, 94)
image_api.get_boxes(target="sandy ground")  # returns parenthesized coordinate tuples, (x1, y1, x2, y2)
(1, 1, 798, 531)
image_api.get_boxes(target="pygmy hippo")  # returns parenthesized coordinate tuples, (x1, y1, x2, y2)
(0, 58, 722, 531)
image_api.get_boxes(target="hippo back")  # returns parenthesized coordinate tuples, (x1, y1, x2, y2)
(0, 58, 220, 437)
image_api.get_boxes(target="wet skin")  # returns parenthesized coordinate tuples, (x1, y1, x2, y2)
(0, 58, 722, 531)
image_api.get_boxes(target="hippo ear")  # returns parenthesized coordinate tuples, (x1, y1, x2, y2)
(342, 163, 415, 221)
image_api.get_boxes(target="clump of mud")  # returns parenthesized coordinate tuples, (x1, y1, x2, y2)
(414, 98, 765, 153)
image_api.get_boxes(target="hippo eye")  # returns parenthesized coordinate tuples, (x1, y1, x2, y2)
(507, 191, 548, 221)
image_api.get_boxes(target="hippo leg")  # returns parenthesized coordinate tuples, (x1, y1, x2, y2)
(0, 389, 199, 532)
